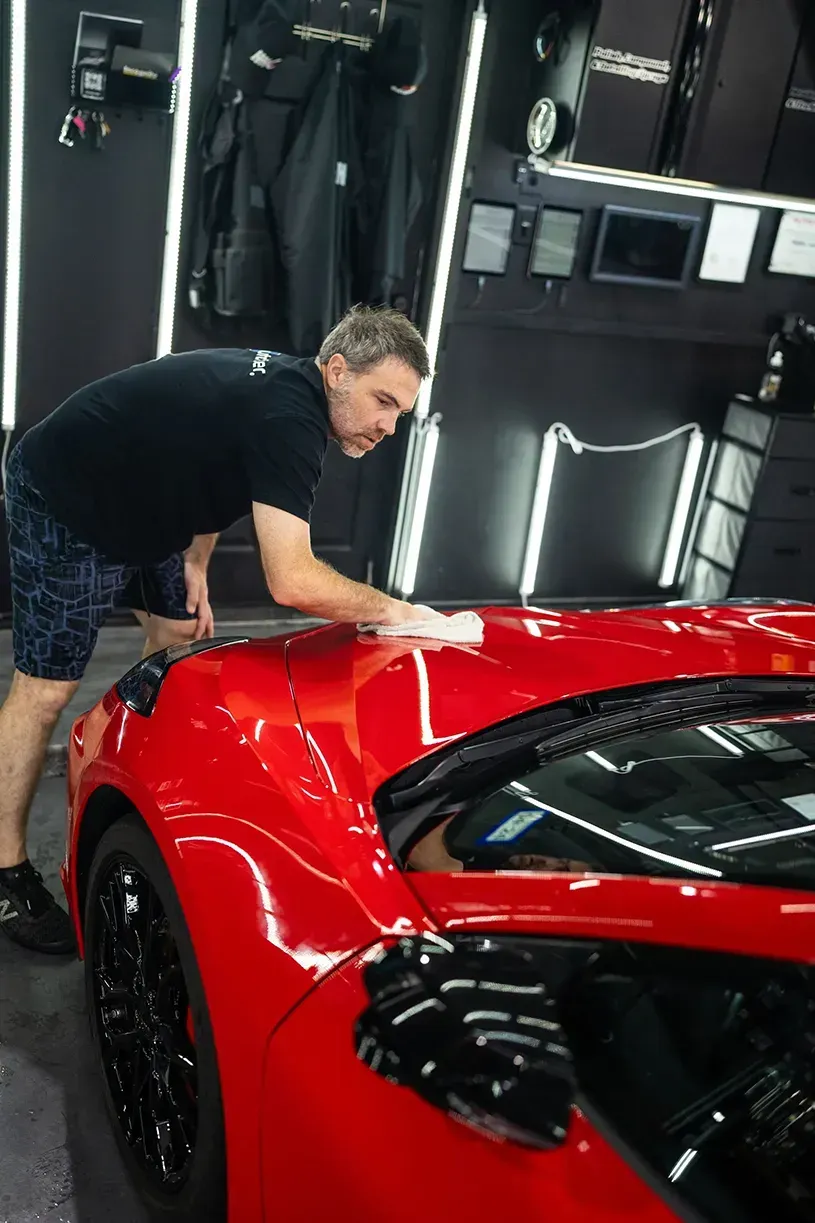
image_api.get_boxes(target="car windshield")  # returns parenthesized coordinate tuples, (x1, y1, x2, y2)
(404, 715, 815, 886)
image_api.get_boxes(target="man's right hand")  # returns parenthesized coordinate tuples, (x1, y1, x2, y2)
(380, 600, 444, 627)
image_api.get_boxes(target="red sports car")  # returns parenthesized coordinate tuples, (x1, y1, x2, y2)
(63, 601, 815, 1223)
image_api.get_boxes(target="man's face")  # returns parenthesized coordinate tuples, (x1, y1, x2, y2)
(323, 356, 421, 458)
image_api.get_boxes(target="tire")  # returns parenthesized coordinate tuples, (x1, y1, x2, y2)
(84, 813, 227, 1223)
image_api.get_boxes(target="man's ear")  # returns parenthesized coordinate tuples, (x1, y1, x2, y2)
(325, 354, 348, 387)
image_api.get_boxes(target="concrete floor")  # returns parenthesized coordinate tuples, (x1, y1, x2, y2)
(0, 616, 318, 1223)
(0, 777, 148, 1223)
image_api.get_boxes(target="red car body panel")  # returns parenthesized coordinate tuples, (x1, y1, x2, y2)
(408, 872, 815, 964)
(63, 603, 815, 1223)
(64, 640, 431, 1223)
(287, 604, 815, 795)
(261, 949, 681, 1223)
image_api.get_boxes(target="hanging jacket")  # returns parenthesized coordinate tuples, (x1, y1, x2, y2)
(188, 82, 276, 319)
(355, 86, 422, 306)
(354, 15, 425, 306)
(271, 44, 359, 354)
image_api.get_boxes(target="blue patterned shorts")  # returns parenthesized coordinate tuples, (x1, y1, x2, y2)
(5, 444, 195, 682)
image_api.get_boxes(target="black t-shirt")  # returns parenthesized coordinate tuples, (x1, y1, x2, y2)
(21, 349, 329, 563)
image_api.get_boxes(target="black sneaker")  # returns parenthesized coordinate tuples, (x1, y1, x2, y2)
(0, 861, 76, 955)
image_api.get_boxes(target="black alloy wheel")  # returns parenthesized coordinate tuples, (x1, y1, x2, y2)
(93, 858, 197, 1188)
(85, 815, 226, 1222)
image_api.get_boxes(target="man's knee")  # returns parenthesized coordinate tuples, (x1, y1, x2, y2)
(8, 671, 80, 724)
(145, 616, 199, 653)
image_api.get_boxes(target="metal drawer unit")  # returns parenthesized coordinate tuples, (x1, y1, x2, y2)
(683, 399, 815, 603)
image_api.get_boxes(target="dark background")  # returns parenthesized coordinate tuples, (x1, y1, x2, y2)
(4, 0, 815, 615)
(411, 0, 815, 603)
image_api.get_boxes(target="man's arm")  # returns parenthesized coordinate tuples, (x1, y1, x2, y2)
(253, 503, 427, 626)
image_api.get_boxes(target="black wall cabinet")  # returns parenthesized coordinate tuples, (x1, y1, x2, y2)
(675, 0, 802, 190)
(685, 400, 815, 603)
(571, 0, 693, 175)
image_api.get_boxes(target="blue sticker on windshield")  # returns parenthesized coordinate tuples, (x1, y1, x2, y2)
(480, 810, 547, 845)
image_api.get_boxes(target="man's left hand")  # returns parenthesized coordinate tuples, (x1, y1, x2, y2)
(184, 559, 215, 640)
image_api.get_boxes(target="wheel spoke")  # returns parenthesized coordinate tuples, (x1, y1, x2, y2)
(168, 1047, 196, 1082)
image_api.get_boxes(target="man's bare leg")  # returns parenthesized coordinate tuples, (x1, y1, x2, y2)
(132, 610, 199, 658)
(0, 671, 79, 869)
(0, 671, 79, 954)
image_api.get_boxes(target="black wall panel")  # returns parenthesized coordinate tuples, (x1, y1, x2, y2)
(16, 0, 180, 432)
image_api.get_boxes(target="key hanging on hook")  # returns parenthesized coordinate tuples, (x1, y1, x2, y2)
(91, 111, 110, 151)
(59, 105, 79, 147)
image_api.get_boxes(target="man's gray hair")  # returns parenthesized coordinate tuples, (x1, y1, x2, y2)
(319, 305, 431, 381)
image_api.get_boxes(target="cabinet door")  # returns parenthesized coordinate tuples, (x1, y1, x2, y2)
(678, 0, 801, 189)
(572, 0, 692, 173)
(734, 521, 815, 602)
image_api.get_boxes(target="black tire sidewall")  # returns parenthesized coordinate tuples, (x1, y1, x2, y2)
(84, 813, 227, 1223)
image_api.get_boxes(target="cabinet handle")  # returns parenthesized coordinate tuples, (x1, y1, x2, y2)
(791, 485, 815, 497)
(773, 546, 802, 557)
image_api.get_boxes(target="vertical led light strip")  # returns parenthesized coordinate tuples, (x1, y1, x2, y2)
(400, 419, 440, 597)
(155, 0, 199, 358)
(415, 0, 488, 421)
(659, 430, 705, 589)
(389, 0, 488, 596)
(520, 430, 559, 600)
(2, 0, 27, 432)
(679, 438, 719, 587)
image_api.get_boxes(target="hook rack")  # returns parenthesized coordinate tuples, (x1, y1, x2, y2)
(293, 0, 387, 52)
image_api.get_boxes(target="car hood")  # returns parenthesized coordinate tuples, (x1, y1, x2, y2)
(285, 602, 815, 799)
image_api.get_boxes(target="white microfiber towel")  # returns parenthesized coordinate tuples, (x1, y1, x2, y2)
(358, 607, 485, 645)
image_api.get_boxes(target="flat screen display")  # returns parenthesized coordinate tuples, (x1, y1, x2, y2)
(590, 206, 702, 289)
(528, 207, 583, 279)
(462, 202, 515, 276)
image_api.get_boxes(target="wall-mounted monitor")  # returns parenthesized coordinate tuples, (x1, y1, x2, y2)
(528, 207, 583, 280)
(462, 202, 516, 276)
(590, 206, 702, 289)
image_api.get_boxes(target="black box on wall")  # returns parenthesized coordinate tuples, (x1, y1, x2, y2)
(570, 0, 692, 173)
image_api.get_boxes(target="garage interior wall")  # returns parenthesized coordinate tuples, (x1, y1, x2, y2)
(0, 0, 467, 617)
(409, 0, 815, 606)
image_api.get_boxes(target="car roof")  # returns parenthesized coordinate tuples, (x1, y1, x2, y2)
(285, 603, 815, 796)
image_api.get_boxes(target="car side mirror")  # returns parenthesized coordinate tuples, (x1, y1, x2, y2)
(354, 934, 576, 1150)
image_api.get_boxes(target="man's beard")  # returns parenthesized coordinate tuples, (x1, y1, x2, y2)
(327, 380, 366, 459)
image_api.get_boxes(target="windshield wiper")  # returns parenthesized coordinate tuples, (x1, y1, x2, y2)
(382, 677, 815, 814)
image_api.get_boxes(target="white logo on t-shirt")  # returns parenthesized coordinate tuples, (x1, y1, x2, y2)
(249, 350, 277, 377)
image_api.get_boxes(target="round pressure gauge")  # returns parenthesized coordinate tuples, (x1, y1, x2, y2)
(527, 97, 559, 156)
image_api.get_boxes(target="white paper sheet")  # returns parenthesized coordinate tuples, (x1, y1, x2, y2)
(698, 202, 760, 283)
(769, 210, 815, 277)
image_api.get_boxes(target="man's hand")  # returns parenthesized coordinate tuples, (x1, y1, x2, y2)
(380, 600, 444, 627)
(184, 558, 215, 640)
